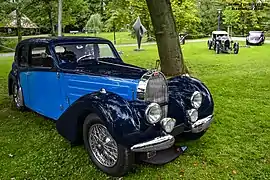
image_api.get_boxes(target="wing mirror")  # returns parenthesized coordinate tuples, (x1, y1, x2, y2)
(118, 51, 123, 56)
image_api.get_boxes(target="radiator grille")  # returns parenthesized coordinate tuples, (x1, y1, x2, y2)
(145, 72, 168, 118)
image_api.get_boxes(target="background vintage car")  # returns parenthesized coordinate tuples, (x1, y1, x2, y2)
(207, 31, 239, 54)
(246, 31, 265, 45)
(8, 37, 214, 177)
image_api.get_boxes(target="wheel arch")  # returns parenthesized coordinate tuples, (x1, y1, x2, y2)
(56, 91, 142, 146)
(8, 72, 16, 96)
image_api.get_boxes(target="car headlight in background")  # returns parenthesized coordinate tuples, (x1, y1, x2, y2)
(145, 103, 162, 124)
(160, 118, 176, 133)
(191, 91, 203, 109)
(187, 109, 198, 123)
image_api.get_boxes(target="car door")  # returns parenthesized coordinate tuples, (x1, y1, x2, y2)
(17, 44, 31, 107)
(27, 44, 65, 120)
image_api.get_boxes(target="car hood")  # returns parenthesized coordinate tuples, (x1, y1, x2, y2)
(62, 61, 148, 79)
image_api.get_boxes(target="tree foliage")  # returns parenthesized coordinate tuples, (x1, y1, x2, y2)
(85, 13, 103, 35)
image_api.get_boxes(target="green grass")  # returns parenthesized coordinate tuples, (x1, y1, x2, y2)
(0, 32, 147, 53)
(0, 42, 270, 179)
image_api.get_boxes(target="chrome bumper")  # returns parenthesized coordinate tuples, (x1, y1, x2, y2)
(191, 115, 214, 133)
(130, 135, 175, 152)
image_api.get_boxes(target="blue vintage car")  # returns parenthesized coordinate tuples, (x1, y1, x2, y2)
(8, 37, 214, 176)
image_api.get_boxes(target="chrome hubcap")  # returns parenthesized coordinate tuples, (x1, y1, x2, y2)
(13, 84, 21, 107)
(88, 124, 118, 167)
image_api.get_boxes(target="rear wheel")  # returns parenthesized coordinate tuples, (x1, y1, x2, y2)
(207, 40, 212, 50)
(83, 114, 134, 177)
(11, 81, 25, 110)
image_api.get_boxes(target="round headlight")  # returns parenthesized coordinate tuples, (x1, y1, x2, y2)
(160, 118, 176, 133)
(191, 91, 203, 109)
(145, 103, 162, 124)
(187, 109, 198, 123)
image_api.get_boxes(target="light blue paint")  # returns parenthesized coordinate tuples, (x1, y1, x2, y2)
(61, 73, 139, 106)
(20, 71, 139, 120)
(19, 72, 30, 107)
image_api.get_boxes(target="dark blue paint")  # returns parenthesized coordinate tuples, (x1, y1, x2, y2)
(8, 37, 215, 148)
(168, 76, 214, 121)
(56, 91, 162, 146)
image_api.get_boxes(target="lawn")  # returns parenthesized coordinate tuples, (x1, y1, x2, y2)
(0, 42, 270, 179)
(0, 32, 146, 53)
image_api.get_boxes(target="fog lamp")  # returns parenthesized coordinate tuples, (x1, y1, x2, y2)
(160, 118, 176, 133)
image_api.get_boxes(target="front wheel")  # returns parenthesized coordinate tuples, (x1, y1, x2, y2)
(234, 42, 239, 54)
(215, 43, 220, 54)
(83, 114, 134, 177)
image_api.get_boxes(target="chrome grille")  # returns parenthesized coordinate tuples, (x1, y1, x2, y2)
(144, 72, 168, 118)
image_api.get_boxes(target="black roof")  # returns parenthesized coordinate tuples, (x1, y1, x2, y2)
(19, 36, 110, 45)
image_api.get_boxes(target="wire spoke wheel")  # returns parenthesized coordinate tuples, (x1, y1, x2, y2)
(13, 83, 21, 107)
(88, 124, 118, 168)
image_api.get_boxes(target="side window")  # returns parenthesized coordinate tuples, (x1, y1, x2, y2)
(18, 45, 28, 67)
(29, 45, 54, 68)
(98, 44, 116, 58)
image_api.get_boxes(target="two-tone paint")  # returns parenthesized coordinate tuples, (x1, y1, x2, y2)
(8, 37, 214, 148)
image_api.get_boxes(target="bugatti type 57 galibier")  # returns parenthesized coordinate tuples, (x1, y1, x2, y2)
(8, 37, 214, 176)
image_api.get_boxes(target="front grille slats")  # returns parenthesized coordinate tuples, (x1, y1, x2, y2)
(145, 73, 168, 118)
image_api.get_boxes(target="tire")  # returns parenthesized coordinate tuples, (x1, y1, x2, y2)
(208, 40, 212, 50)
(181, 131, 206, 141)
(215, 43, 220, 54)
(11, 81, 25, 111)
(234, 42, 239, 54)
(83, 113, 134, 177)
(246, 40, 249, 46)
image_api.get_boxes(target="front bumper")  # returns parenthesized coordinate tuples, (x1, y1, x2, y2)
(191, 114, 214, 133)
(130, 135, 175, 152)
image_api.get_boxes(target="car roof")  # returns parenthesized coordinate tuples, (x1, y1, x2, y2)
(249, 31, 263, 33)
(18, 36, 110, 45)
(212, 31, 228, 35)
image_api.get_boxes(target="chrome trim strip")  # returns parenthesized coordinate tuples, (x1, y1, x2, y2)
(130, 135, 175, 152)
(191, 115, 214, 133)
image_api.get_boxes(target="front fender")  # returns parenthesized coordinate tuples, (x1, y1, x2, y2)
(56, 91, 161, 147)
(168, 75, 214, 124)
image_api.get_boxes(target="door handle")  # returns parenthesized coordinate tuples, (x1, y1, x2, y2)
(25, 72, 32, 76)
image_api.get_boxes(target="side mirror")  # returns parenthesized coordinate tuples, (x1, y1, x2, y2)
(118, 51, 123, 55)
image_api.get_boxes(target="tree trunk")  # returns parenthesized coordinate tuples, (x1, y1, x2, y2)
(16, 6, 22, 43)
(145, 0, 186, 76)
(48, 3, 55, 36)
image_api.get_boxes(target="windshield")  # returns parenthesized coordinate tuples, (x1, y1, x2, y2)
(55, 43, 118, 69)
(249, 32, 262, 37)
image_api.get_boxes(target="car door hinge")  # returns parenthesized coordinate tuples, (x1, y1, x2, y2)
(56, 72, 60, 79)
(60, 105, 64, 111)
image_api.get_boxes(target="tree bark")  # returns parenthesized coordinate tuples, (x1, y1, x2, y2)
(48, 3, 55, 36)
(145, 0, 186, 76)
(16, 6, 22, 43)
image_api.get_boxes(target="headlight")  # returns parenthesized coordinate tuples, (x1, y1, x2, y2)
(191, 91, 203, 109)
(187, 109, 198, 123)
(145, 103, 162, 124)
(160, 118, 176, 133)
